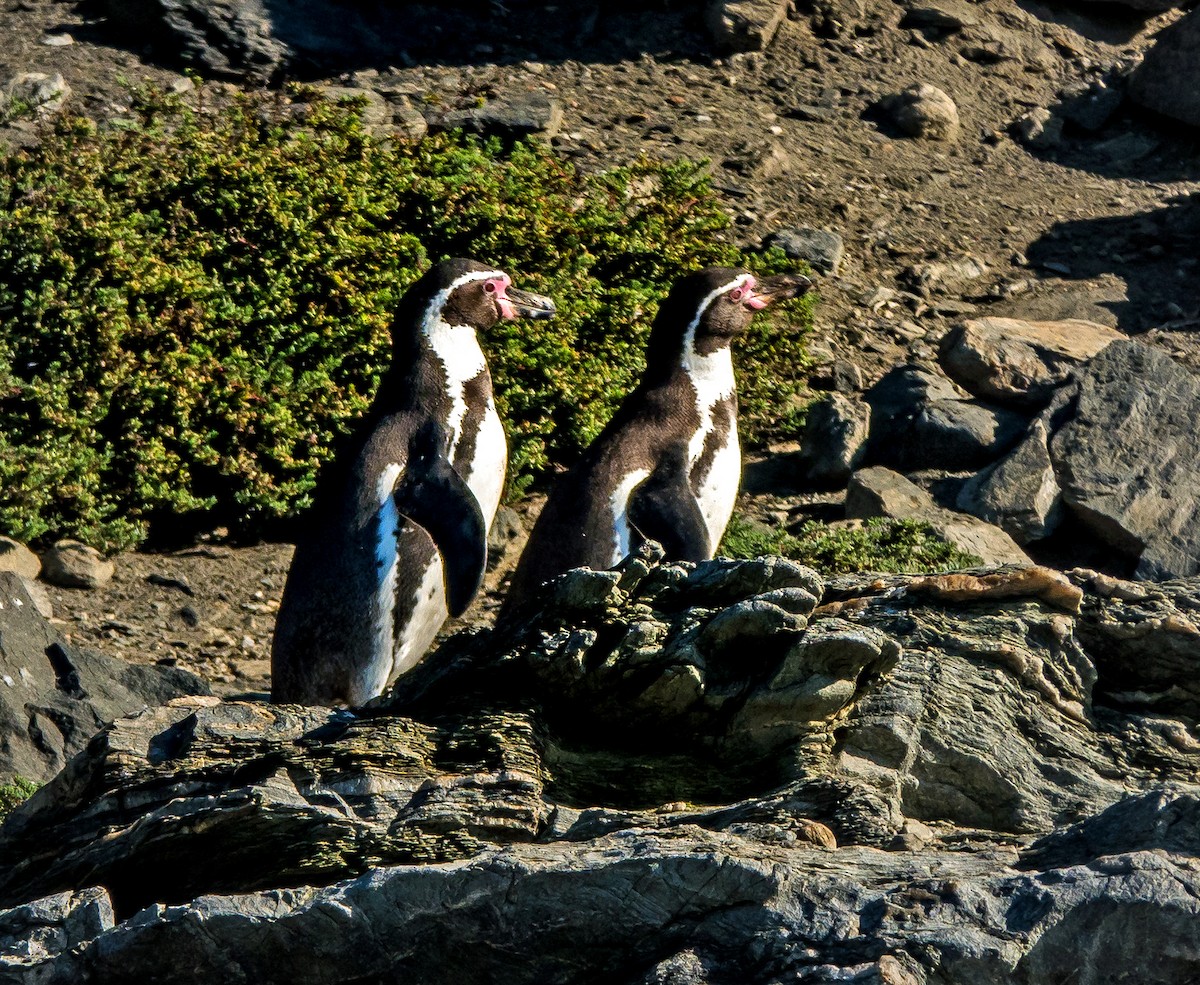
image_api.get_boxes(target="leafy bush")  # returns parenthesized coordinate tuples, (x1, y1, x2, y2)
(0, 86, 814, 550)
(0, 775, 38, 822)
(719, 514, 982, 574)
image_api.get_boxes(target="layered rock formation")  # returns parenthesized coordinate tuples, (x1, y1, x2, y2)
(1, 553, 1197, 982)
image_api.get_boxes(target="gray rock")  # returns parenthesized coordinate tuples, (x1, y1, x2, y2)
(939, 316, 1121, 407)
(320, 85, 391, 135)
(762, 227, 844, 275)
(392, 99, 429, 141)
(40, 541, 114, 590)
(705, 0, 791, 51)
(881, 84, 959, 140)
(1011, 106, 1062, 149)
(5, 553, 1200, 981)
(957, 419, 1063, 543)
(864, 364, 1028, 471)
(437, 92, 564, 140)
(898, 0, 980, 30)
(0, 572, 210, 784)
(487, 505, 525, 571)
(907, 255, 987, 297)
(797, 393, 870, 485)
(1057, 79, 1124, 132)
(0, 539, 39, 581)
(1130, 7, 1200, 127)
(845, 466, 1031, 565)
(0, 73, 70, 120)
(1047, 341, 1200, 578)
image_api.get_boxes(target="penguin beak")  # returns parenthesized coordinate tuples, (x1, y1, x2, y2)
(500, 286, 557, 321)
(745, 273, 813, 309)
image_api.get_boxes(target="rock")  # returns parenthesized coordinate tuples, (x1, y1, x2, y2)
(320, 85, 391, 135)
(907, 255, 986, 297)
(0, 887, 112, 964)
(4, 552, 1200, 979)
(392, 99, 429, 141)
(437, 92, 563, 140)
(705, 0, 791, 52)
(1045, 341, 1200, 578)
(863, 364, 1028, 471)
(898, 0, 980, 31)
(102, 0, 291, 76)
(0, 73, 70, 120)
(1129, 7, 1200, 127)
(0, 572, 210, 784)
(957, 419, 1063, 544)
(939, 316, 1121, 407)
(0, 539, 39, 581)
(880, 84, 959, 141)
(845, 466, 1032, 566)
(797, 393, 870, 485)
(1057, 79, 1124, 132)
(487, 505, 525, 571)
(40, 541, 114, 590)
(762, 227, 844, 275)
(1011, 106, 1062, 150)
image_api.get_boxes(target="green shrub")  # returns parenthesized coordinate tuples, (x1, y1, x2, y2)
(719, 514, 983, 574)
(0, 775, 38, 822)
(0, 86, 814, 550)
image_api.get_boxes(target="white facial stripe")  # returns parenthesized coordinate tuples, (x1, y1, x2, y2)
(421, 269, 506, 334)
(679, 273, 755, 364)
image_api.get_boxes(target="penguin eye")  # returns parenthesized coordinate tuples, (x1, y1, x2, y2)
(484, 281, 497, 294)
(729, 288, 744, 302)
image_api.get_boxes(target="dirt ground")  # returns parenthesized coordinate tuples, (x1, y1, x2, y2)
(3, 0, 1199, 694)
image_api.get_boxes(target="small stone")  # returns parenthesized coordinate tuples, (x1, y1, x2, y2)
(41, 541, 115, 590)
(899, 0, 979, 30)
(705, 0, 791, 52)
(40, 33, 74, 46)
(0, 537, 41, 580)
(762, 226, 845, 275)
(437, 92, 563, 139)
(322, 85, 391, 135)
(798, 393, 871, 485)
(882, 83, 959, 141)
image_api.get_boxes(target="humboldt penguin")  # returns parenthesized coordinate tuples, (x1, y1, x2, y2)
(272, 258, 555, 706)
(503, 266, 810, 615)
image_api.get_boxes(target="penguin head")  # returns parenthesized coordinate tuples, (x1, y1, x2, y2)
(403, 259, 556, 340)
(649, 267, 813, 363)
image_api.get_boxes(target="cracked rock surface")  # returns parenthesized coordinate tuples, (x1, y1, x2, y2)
(1, 554, 1198, 983)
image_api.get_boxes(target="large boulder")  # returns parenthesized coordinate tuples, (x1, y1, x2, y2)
(939, 316, 1121, 408)
(0, 572, 210, 784)
(2, 553, 1200, 981)
(864, 365, 1027, 471)
(1046, 340, 1200, 578)
(1130, 7, 1200, 127)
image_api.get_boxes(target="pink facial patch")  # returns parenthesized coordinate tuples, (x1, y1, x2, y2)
(487, 276, 518, 319)
(738, 276, 768, 309)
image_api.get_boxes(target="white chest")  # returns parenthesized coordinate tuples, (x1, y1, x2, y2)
(683, 348, 740, 554)
(427, 319, 488, 460)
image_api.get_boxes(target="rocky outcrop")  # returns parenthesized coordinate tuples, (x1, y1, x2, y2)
(2, 554, 1197, 981)
(0, 572, 210, 785)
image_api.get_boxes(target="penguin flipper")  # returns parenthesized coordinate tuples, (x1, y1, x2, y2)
(627, 458, 711, 562)
(393, 458, 488, 618)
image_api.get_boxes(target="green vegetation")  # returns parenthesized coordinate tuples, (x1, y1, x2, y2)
(719, 514, 982, 574)
(0, 86, 814, 550)
(0, 775, 38, 822)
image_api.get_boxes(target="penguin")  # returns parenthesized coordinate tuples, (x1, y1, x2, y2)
(272, 258, 555, 706)
(502, 266, 810, 615)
